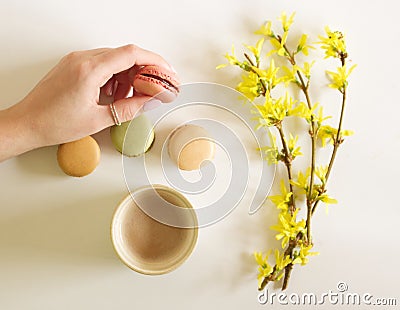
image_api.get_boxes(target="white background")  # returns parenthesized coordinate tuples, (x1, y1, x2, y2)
(0, 0, 399, 309)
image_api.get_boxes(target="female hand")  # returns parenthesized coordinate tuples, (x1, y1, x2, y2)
(0, 45, 175, 161)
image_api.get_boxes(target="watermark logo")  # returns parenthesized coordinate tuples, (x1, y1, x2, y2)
(258, 281, 398, 306)
(121, 83, 276, 227)
(336, 281, 348, 293)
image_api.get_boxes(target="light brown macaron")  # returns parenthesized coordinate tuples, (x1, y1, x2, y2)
(57, 136, 100, 177)
(168, 124, 215, 171)
(133, 65, 180, 103)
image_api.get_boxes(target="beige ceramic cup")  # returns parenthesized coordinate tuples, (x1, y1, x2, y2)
(111, 185, 198, 275)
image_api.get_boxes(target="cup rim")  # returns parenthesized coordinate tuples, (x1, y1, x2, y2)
(110, 184, 198, 275)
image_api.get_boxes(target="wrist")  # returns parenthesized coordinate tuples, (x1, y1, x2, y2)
(0, 101, 41, 162)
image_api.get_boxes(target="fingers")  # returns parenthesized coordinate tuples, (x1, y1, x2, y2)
(92, 44, 174, 128)
(101, 77, 116, 96)
(100, 73, 132, 99)
(94, 44, 171, 85)
(114, 81, 132, 101)
(99, 95, 154, 127)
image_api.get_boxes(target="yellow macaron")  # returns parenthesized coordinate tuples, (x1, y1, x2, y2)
(57, 136, 100, 177)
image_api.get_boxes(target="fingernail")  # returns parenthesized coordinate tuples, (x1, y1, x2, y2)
(107, 80, 117, 96)
(112, 80, 118, 95)
(143, 99, 162, 112)
(106, 83, 113, 96)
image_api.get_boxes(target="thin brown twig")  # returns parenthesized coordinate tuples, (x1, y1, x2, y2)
(244, 53, 268, 96)
(257, 30, 350, 293)
(312, 85, 347, 215)
(276, 124, 296, 214)
(296, 71, 316, 242)
(280, 38, 317, 243)
(311, 53, 347, 215)
(244, 51, 299, 291)
(245, 51, 296, 213)
(278, 38, 318, 286)
(248, 42, 299, 289)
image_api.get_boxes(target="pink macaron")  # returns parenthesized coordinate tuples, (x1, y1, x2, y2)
(133, 65, 180, 103)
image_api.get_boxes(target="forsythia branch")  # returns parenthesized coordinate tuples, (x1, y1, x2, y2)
(218, 11, 355, 291)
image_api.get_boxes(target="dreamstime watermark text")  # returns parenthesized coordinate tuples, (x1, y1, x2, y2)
(258, 282, 397, 306)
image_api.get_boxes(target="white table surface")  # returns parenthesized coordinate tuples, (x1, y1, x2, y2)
(1, 0, 399, 309)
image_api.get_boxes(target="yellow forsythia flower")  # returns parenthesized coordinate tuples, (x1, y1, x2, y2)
(254, 251, 273, 289)
(274, 250, 292, 280)
(326, 64, 357, 92)
(287, 133, 303, 159)
(318, 26, 346, 59)
(271, 209, 306, 248)
(290, 169, 311, 194)
(236, 71, 261, 101)
(296, 34, 314, 56)
(258, 131, 279, 164)
(293, 243, 319, 266)
(252, 59, 281, 89)
(244, 38, 265, 61)
(255, 91, 295, 127)
(317, 125, 353, 146)
(314, 166, 328, 184)
(279, 12, 296, 32)
(269, 180, 293, 210)
(317, 193, 338, 205)
(255, 21, 274, 37)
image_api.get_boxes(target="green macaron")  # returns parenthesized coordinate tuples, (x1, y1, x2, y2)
(110, 114, 155, 157)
